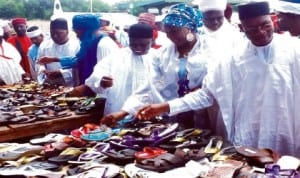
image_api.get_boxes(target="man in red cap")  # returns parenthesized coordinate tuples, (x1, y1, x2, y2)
(7, 18, 32, 77)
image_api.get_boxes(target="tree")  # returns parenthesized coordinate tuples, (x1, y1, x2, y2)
(0, 0, 112, 20)
(0, 0, 25, 19)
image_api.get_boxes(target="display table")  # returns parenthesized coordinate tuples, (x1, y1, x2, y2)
(0, 83, 105, 142)
(0, 112, 100, 142)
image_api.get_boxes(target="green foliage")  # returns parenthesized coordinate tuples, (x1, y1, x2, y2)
(0, 0, 112, 20)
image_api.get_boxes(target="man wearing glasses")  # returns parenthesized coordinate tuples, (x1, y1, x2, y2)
(135, 1, 300, 156)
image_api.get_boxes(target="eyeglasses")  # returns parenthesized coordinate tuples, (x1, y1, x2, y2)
(177, 57, 189, 97)
(243, 22, 273, 35)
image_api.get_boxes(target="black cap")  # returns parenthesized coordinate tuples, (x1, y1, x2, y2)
(238, 1, 270, 20)
(50, 18, 68, 30)
(128, 23, 153, 39)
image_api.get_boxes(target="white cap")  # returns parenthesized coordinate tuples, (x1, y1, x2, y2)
(27, 27, 42, 38)
(199, 0, 227, 12)
(276, 0, 300, 15)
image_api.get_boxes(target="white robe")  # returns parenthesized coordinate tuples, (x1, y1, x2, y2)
(37, 39, 80, 86)
(168, 34, 300, 156)
(201, 19, 245, 68)
(122, 36, 212, 115)
(85, 48, 156, 115)
(0, 41, 24, 84)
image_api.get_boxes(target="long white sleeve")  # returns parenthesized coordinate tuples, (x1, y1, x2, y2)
(168, 87, 214, 116)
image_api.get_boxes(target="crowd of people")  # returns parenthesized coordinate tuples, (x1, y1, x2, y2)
(0, 0, 300, 157)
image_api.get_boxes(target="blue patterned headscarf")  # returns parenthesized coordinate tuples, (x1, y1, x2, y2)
(163, 3, 203, 32)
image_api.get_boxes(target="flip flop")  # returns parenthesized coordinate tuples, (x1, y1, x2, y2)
(81, 128, 120, 142)
(23, 161, 60, 171)
(0, 144, 43, 161)
(135, 147, 167, 163)
(48, 147, 84, 165)
(30, 133, 66, 145)
(102, 148, 136, 165)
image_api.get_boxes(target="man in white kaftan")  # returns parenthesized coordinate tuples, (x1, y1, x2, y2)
(37, 18, 80, 86)
(121, 35, 210, 115)
(85, 24, 155, 115)
(199, 0, 244, 67)
(136, 1, 300, 156)
(0, 27, 25, 85)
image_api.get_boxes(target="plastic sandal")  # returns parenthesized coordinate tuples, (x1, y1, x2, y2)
(48, 147, 84, 165)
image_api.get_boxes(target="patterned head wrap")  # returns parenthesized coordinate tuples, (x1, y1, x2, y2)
(163, 3, 203, 32)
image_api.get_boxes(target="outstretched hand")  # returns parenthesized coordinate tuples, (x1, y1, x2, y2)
(38, 56, 59, 65)
(100, 111, 128, 127)
(136, 103, 170, 120)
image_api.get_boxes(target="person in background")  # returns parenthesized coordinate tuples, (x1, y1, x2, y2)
(0, 20, 13, 41)
(276, 0, 300, 36)
(37, 18, 80, 86)
(39, 14, 119, 85)
(199, 0, 243, 65)
(0, 26, 25, 85)
(224, 3, 233, 23)
(135, 1, 300, 156)
(101, 4, 212, 130)
(69, 23, 155, 115)
(99, 17, 121, 47)
(7, 18, 32, 77)
(27, 26, 44, 80)
(138, 13, 162, 49)
(115, 25, 130, 47)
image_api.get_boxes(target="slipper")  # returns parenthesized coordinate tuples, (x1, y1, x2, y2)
(137, 124, 166, 137)
(135, 147, 167, 163)
(81, 132, 110, 142)
(70, 123, 99, 138)
(30, 133, 66, 145)
(170, 128, 203, 143)
(236, 146, 279, 168)
(3, 154, 42, 167)
(8, 115, 37, 124)
(116, 115, 135, 128)
(0, 113, 15, 125)
(19, 104, 42, 114)
(102, 148, 136, 165)
(174, 148, 207, 161)
(135, 152, 187, 173)
(63, 136, 87, 147)
(68, 143, 110, 164)
(48, 147, 84, 165)
(80, 127, 120, 142)
(43, 142, 69, 158)
(204, 136, 223, 154)
(37, 110, 72, 120)
(24, 161, 60, 171)
(71, 163, 120, 177)
(0, 144, 43, 161)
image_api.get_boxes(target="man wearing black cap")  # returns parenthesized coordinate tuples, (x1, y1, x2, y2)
(132, 1, 300, 156)
(37, 18, 80, 86)
(69, 23, 155, 116)
(276, 0, 300, 36)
